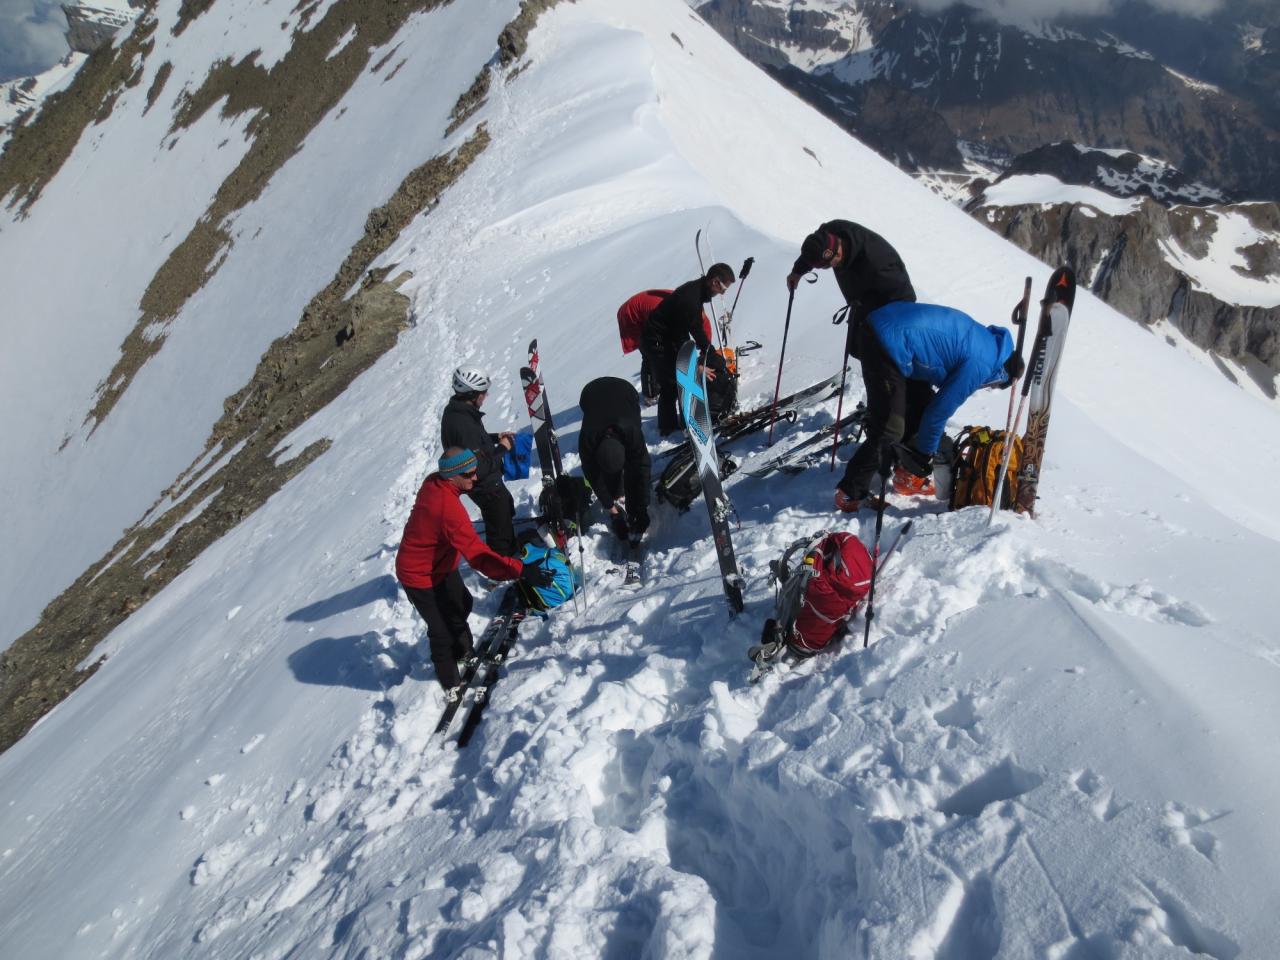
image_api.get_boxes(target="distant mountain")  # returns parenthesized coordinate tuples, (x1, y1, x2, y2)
(695, 0, 1280, 202)
(694, 0, 1280, 380)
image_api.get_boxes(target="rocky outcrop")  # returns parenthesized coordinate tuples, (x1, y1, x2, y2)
(998, 142, 1225, 206)
(63, 3, 141, 54)
(975, 198, 1280, 386)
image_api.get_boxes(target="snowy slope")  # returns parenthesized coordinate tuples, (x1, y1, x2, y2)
(0, 0, 526, 648)
(2, 0, 1280, 958)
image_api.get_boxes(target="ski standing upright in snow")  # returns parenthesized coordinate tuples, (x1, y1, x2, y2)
(520, 339, 586, 607)
(1014, 267, 1076, 517)
(521, 339, 566, 494)
(675, 341, 745, 615)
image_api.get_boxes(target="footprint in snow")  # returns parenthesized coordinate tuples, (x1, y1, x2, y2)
(1162, 802, 1228, 863)
(1070, 768, 1127, 822)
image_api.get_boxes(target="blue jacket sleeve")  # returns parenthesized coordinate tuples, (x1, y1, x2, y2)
(913, 359, 988, 454)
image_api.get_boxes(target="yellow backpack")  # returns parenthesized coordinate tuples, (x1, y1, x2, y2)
(949, 426, 1022, 510)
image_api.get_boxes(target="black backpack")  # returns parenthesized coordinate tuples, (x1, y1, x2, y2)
(655, 447, 736, 512)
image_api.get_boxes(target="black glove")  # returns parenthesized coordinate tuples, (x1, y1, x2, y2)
(609, 512, 630, 540)
(894, 443, 933, 478)
(522, 562, 554, 588)
(627, 508, 650, 538)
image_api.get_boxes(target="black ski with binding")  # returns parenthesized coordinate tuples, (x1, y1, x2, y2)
(455, 604, 527, 747)
(435, 588, 520, 736)
(655, 373, 842, 463)
(739, 404, 867, 478)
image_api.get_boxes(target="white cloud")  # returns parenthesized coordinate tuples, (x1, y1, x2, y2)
(0, 0, 69, 83)
(904, 0, 1224, 28)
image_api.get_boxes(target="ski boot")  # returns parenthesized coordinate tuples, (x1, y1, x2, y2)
(892, 465, 935, 497)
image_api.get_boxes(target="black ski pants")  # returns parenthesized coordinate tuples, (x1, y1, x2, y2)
(840, 325, 935, 499)
(403, 571, 475, 689)
(467, 481, 516, 557)
(639, 336, 682, 436)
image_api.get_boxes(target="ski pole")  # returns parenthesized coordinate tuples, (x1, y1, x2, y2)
(723, 256, 754, 343)
(767, 288, 796, 447)
(575, 505, 589, 612)
(828, 358, 849, 472)
(695, 228, 726, 351)
(863, 453, 893, 648)
(988, 278, 1036, 525)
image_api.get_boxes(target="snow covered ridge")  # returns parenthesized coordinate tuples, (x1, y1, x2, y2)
(0, 53, 86, 153)
(0, 0, 555, 742)
(3, 0, 1280, 957)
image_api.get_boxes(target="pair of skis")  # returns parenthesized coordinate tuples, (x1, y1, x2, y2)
(989, 266, 1077, 522)
(654, 372, 843, 464)
(434, 588, 527, 745)
(737, 403, 867, 479)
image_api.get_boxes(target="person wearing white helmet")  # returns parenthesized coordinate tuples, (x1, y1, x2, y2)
(440, 366, 518, 556)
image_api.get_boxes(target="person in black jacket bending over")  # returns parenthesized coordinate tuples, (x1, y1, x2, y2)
(641, 262, 735, 436)
(786, 220, 916, 358)
(578, 376, 652, 542)
(439, 366, 517, 556)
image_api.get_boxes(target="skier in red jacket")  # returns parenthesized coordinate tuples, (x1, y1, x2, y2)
(396, 447, 549, 693)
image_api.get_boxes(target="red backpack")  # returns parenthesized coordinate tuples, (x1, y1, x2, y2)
(770, 532, 873, 655)
(616, 289, 714, 354)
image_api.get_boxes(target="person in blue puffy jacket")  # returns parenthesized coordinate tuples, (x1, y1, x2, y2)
(834, 302, 1023, 511)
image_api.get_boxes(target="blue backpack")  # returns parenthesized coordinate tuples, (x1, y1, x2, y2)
(517, 542, 577, 613)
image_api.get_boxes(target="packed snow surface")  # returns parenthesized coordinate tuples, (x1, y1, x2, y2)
(1, 0, 1279, 958)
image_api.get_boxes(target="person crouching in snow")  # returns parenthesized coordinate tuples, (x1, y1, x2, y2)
(834, 302, 1024, 512)
(578, 376, 651, 544)
(396, 447, 554, 695)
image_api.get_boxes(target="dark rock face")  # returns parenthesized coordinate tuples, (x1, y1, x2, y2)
(63, 4, 139, 55)
(975, 198, 1280, 381)
(997, 142, 1224, 206)
(695, 1, 1280, 201)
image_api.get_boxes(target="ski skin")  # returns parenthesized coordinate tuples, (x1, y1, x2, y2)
(1014, 267, 1076, 517)
(748, 520, 914, 683)
(676, 341, 745, 615)
(435, 588, 519, 736)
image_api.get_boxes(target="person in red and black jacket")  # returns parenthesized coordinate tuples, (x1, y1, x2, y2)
(641, 263, 735, 436)
(396, 447, 551, 693)
(786, 220, 916, 358)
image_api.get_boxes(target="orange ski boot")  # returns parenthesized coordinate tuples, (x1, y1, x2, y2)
(892, 465, 935, 497)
